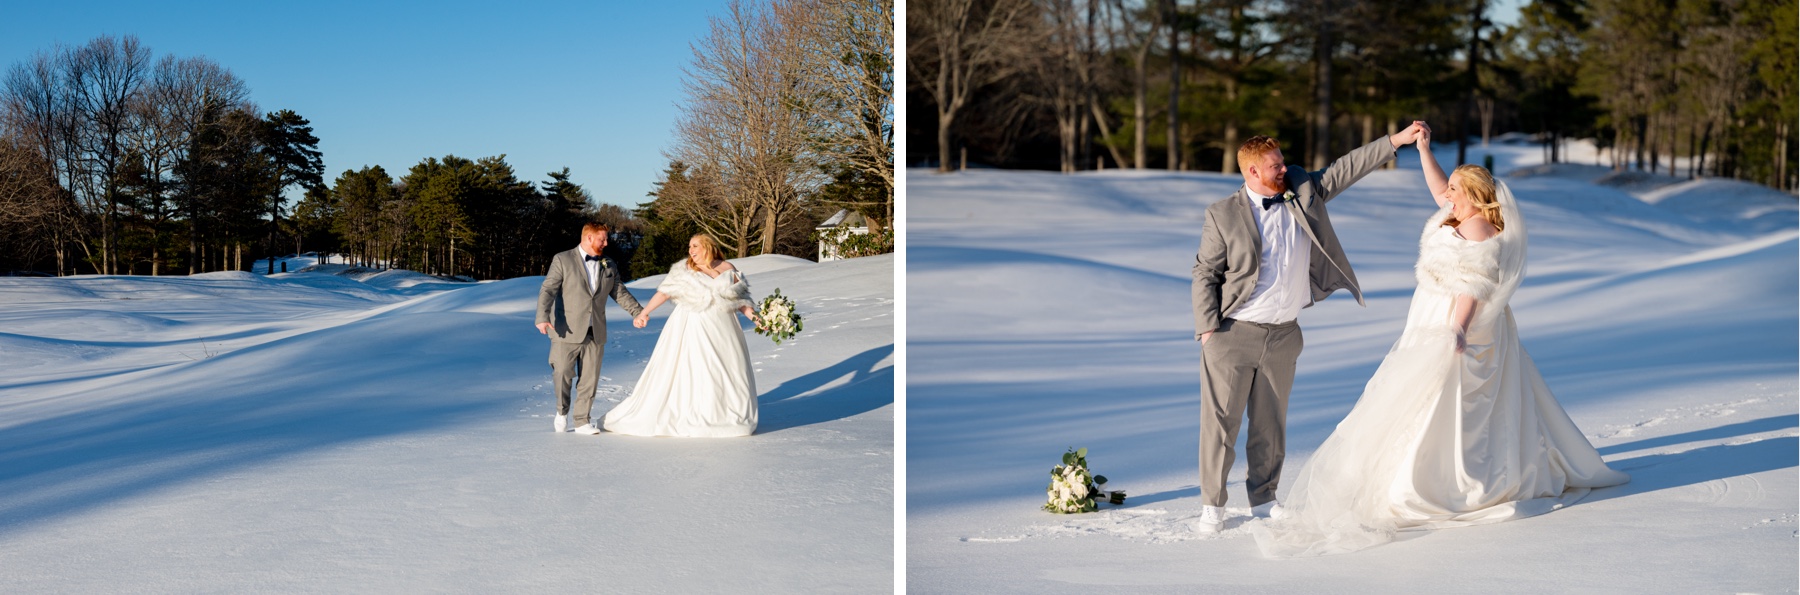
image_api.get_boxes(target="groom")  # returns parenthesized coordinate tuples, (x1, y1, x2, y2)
(537, 222, 644, 435)
(1190, 123, 1426, 532)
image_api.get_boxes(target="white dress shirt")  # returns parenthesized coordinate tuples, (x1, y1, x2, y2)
(579, 247, 600, 293)
(1227, 186, 1311, 324)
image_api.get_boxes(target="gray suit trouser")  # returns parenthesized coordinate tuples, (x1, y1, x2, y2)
(551, 329, 605, 426)
(1199, 318, 1303, 508)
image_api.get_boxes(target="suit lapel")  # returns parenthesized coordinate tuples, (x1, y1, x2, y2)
(570, 249, 595, 296)
(1285, 199, 1323, 252)
(1227, 190, 1262, 255)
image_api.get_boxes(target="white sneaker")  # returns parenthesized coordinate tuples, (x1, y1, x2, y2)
(572, 424, 600, 435)
(1195, 505, 1225, 534)
(1253, 501, 1287, 520)
(554, 414, 568, 433)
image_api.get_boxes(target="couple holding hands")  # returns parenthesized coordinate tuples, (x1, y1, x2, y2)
(535, 224, 762, 438)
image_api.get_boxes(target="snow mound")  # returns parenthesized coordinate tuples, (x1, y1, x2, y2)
(1636, 178, 1799, 234)
(731, 253, 816, 275)
(349, 268, 464, 289)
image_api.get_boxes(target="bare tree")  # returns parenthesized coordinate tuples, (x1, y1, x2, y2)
(128, 55, 249, 275)
(1, 47, 83, 274)
(779, 0, 894, 226)
(66, 35, 152, 274)
(1165, 0, 1180, 170)
(1111, 0, 1166, 169)
(0, 134, 69, 269)
(673, 0, 820, 256)
(1042, 0, 1082, 172)
(1030, 0, 1090, 172)
(909, 0, 1034, 172)
(1683, 7, 1752, 178)
(652, 159, 760, 257)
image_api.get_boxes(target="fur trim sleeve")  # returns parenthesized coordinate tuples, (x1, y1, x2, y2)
(721, 270, 755, 312)
(656, 261, 755, 311)
(1415, 230, 1502, 302)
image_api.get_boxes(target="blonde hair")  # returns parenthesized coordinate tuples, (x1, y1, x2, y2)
(1445, 165, 1505, 232)
(1237, 136, 1282, 172)
(685, 233, 727, 271)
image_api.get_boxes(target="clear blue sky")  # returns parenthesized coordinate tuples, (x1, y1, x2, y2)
(0, 0, 732, 209)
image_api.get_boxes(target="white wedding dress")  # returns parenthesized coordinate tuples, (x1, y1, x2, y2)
(1252, 182, 1629, 557)
(602, 262, 758, 437)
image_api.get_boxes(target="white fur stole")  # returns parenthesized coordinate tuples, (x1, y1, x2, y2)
(1414, 209, 1502, 302)
(657, 261, 755, 311)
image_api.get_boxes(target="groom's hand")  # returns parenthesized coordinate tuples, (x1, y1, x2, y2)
(1390, 121, 1426, 148)
(536, 322, 551, 334)
(1200, 330, 1213, 345)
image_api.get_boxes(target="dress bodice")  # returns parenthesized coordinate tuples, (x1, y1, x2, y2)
(1414, 207, 1503, 303)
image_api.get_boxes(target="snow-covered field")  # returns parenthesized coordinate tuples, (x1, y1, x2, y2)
(906, 140, 1798, 592)
(0, 254, 893, 592)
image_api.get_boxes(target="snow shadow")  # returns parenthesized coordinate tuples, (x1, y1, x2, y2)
(757, 344, 893, 434)
(0, 311, 526, 533)
(1585, 435, 1799, 504)
(1597, 414, 1798, 456)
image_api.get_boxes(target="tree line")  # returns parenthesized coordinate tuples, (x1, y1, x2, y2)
(0, 35, 324, 275)
(907, 0, 1798, 192)
(0, 35, 644, 279)
(636, 0, 895, 278)
(291, 159, 637, 281)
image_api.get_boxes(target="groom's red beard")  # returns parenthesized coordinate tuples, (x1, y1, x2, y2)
(1268, 177, 1288, 195)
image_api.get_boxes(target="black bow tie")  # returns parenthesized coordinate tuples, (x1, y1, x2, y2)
(583, 254, 601, 262)
(1261, 195, 1287, 210)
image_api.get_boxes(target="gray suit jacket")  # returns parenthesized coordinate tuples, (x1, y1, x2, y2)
(537, 248, 644, 344)
(1191, 137, 1397, 338)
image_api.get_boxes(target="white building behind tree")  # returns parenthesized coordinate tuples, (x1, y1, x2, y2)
(816, 209, 869, 261)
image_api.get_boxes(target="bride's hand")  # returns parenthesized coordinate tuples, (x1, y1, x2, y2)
(1415, 121, 1432, 151)
(633, 312, 649, 329)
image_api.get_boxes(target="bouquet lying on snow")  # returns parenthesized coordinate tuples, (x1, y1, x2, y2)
(1044, 447, 1126, 514)
(754, 289, 803, 344)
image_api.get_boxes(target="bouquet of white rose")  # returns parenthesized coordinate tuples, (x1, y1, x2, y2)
(754, 289, 803, 344)
(1043, 447, 1125, 514)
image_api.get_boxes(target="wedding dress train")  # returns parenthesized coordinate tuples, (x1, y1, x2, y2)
(1253, 185, 1628, 557)
(603, 263, 758, 437)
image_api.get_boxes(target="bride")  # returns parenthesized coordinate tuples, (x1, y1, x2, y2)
(602, 234, 760, 437)
(1251, 126, 1629, 557)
